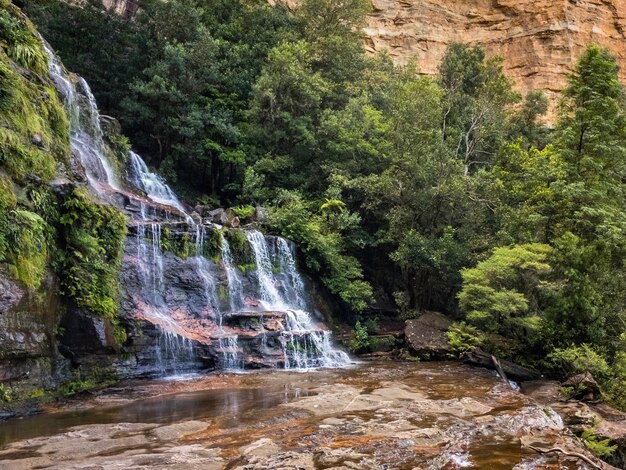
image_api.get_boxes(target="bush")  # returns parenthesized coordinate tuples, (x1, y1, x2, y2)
(58, 188, 127, 321)
(447, 322, 485, 355)
(546, 344, 610, 380)
(231, 205, 255, 222)
(348, 320, 369, 352)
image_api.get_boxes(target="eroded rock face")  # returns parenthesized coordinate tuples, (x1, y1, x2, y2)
(404, 311, 453, 358)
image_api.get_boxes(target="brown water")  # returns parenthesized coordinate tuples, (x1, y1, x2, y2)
(0, 362, 592, 469)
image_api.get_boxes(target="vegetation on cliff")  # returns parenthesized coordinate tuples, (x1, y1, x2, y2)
(15, 0, 626, 408)
(0, 3, 127, 328)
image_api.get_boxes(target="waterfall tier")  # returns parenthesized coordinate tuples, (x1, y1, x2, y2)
(44, 45, 351, 374)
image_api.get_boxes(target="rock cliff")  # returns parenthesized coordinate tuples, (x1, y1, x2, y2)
(267, 0, 626, 106)
(363, 0, 626, 103)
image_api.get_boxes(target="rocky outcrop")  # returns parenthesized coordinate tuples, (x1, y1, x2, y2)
(404, 311, 452, 358)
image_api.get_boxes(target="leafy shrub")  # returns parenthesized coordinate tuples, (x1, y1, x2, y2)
(447, 322, 485, 355)
(348, 320, 369, 352)
(231, 205, 255, 221)
(58, 188, 127, 321)
(458, 244, 553, 344)
(546, 344, 610, 380)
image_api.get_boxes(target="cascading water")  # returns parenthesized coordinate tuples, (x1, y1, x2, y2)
(129, 151, 187, 214)
(246, 230, 351, 369)
(44, 45, 349, 373)
(45, 45, 120, 190)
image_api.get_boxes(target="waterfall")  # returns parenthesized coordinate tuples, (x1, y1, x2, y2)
(246, 230, 351, 369)
(220, 234, 244, 313)
(44, 44, 350, 373)
(44, 45, 120, 191)
(194, 225, 222, 323)
(129, 151, 187, 214)
(218, 336, 242, 371)
(246, 230, 286, 310)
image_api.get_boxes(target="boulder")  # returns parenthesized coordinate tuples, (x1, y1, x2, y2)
(563, 372, 601, 401)
(404, 311, 453, 358)
(207, 208, 228, 225)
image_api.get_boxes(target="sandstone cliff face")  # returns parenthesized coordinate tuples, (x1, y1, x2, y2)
(267, 0, 626, 105)
(363, 0, 626, 103)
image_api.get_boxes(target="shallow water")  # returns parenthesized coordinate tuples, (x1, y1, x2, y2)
(0, 362, 590, 469)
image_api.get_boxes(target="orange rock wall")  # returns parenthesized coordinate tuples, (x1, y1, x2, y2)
(362, 0, 626, 103)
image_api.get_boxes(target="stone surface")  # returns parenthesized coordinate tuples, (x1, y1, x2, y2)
(0, 361, 607, 469)
(404, 311, 452, 357)
(563, 371, 602, 400)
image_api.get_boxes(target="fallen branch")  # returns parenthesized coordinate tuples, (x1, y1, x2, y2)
(527, 444, 610, 470)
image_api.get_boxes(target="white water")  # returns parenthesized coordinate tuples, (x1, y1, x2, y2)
(45, 45, 120, 190)
(129, 151, 187, 214)
(218, 336, 243, 370)
(246, 230, 351, 369)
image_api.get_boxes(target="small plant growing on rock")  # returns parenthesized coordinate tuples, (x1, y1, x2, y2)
(447, 322, 485, 355)
(581, 428, 617, 458)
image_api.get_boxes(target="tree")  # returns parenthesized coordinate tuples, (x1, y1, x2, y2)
(458, 244, 554, 348)
(439, 44, 520, 175)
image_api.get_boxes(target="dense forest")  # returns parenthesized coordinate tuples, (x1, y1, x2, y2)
(10, 0, 626, 410)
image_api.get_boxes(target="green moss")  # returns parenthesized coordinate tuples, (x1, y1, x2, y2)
(6, 209, 49, 289)
(171, 232, 192, 260)
(237, 263, 257, 274)
(58, 188, 127, 322)
(160, 226, 172, 253)
(226, 229, 252, 265)
(0, 9, 70, 185)
(217, 284, 229, 302)
(204, 228, 222, 263)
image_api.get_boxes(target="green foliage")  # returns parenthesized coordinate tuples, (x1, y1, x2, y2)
(458, 244, 553, 343)
(226, 229, 253, 265)
(0, 5, 48, 74)
(6, 209, 49, 289)
(58, 188, 127, 321)
(0, 383, 18, 403)
(447, 322, 485, 355)
(581, 429, 617, 458)
(231, 205, 255, 221)
(547, 344, 610, 380)
(348, 320, 369, 352)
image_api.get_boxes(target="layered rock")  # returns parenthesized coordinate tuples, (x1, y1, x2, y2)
(363, 0, 626, 106)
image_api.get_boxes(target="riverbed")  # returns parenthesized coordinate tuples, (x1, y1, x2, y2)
(0, 361, 598, 469)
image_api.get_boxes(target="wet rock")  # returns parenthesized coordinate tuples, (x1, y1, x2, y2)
(0, 270, 24, 313)
(233, 451, 315, 470)
(191, 211, 202, 224)
(207, 208, 228, 225)
(404, 311, 452, 358)
(549, 402, 598, 433)
(241, 438, 280, 458)
(254, 206, 267, 223)
(59, 306, 119, 357)
(563, 372, 601, 401)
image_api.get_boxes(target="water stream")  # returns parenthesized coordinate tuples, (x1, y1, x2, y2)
(43, 45, 350, 373)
